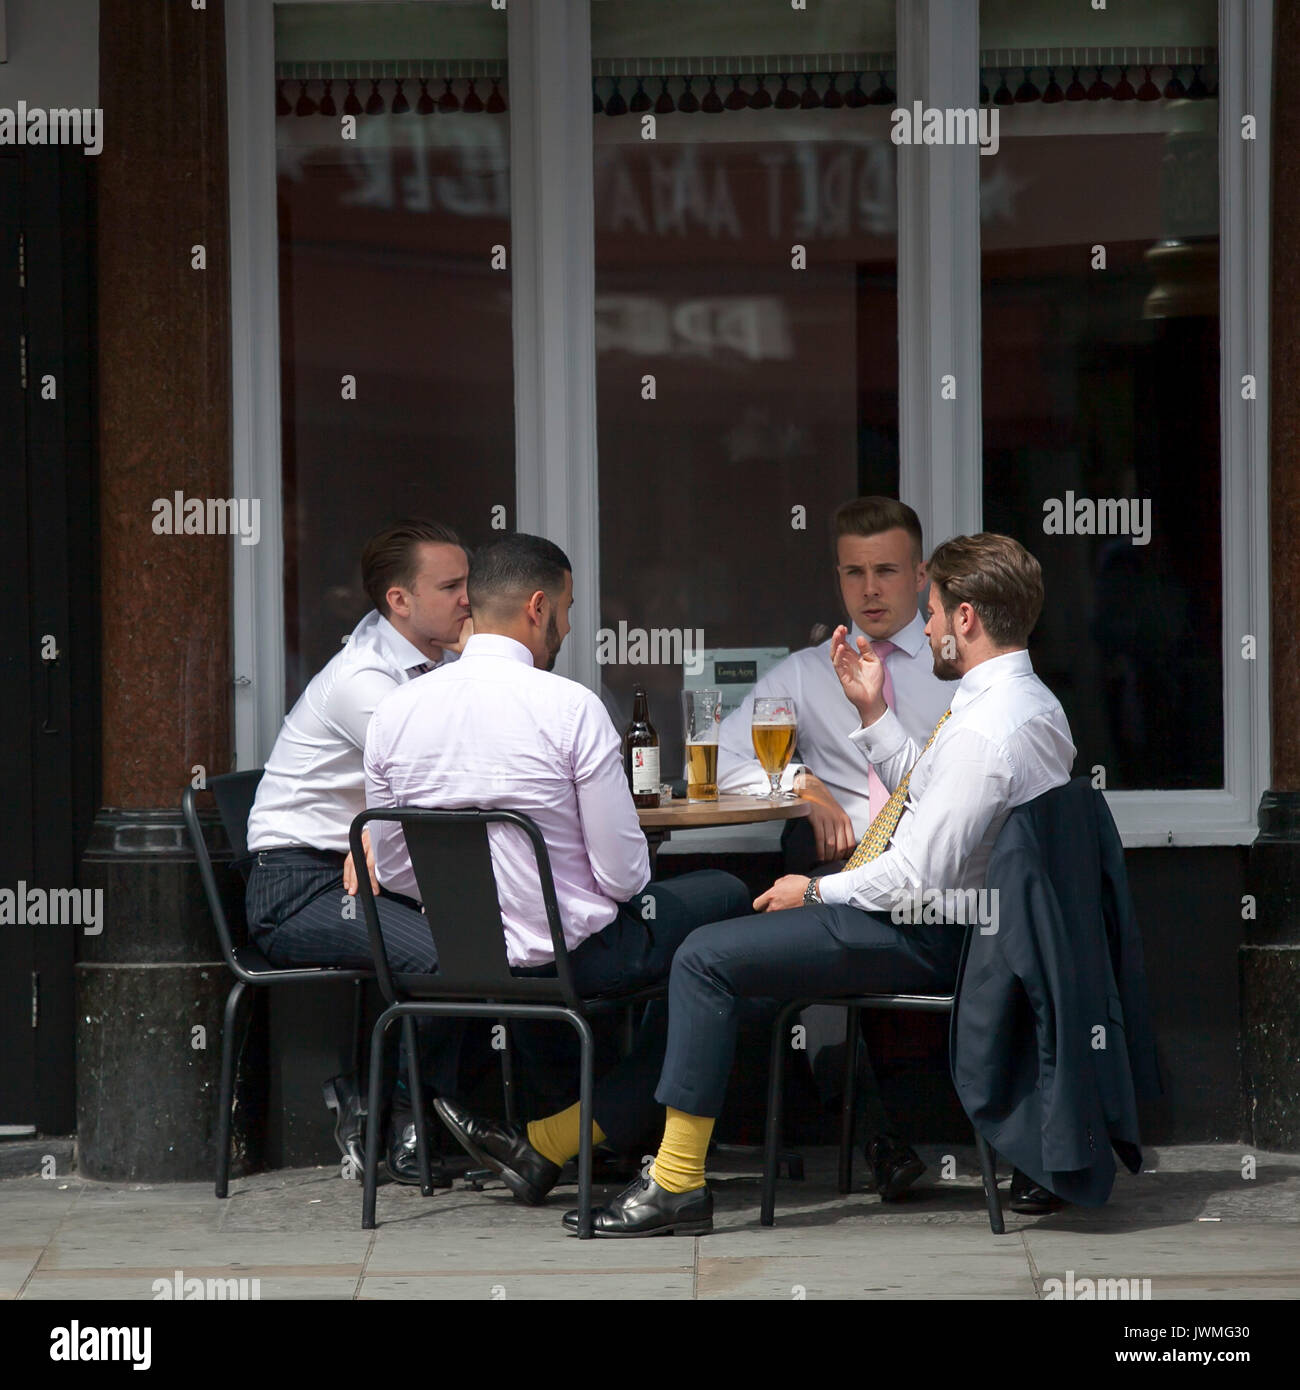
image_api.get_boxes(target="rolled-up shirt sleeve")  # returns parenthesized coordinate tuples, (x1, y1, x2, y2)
(571, 695, 650, 903)
(817, 727, 1013, 916)
(363, 703, 420, 900)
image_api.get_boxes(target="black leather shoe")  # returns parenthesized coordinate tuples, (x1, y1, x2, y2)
(866, 1133, 926, 1201)
(322, 1074, 366, 1174)
(1009, 1168, 1065, 1215)
(385, 1110, 455, 1189)
(562, 1174, 713, 1237)
(433, 1097, 560, 1205)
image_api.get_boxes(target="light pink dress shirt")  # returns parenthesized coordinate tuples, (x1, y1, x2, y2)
(363, 633, 651, 967)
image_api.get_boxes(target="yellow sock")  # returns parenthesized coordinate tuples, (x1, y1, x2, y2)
(527, 1103, 605, 1167)
(651, 1108, 715, 1193)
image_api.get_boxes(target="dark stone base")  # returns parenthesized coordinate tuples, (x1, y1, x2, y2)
(1240, 946, 1300, 1150)
(1242, 790, 1300, 1151)
(75, 961, 258, 1182)
(76, 804, 267, 1182)
(1248, 791, 1300, 945)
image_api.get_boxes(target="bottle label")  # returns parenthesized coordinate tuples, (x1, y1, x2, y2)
(630, 746, 660, 794)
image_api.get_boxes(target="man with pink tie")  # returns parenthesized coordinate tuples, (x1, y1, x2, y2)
(717, 496, 955, 1200)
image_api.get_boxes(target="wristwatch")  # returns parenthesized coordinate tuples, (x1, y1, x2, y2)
(803, 877, 822, 906)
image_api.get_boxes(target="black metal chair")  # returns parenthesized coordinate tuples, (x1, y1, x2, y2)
(350, 807, 665, 1237)
(182, 771, 374, 1198)
(760, 922, 1006, 1234)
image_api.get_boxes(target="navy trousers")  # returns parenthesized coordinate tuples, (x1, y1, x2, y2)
(245, 847, 463, 1099)
(653, 902, 966, 1119)
(512, 869, 751, 1151)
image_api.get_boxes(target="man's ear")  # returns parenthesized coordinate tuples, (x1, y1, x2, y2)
(915, 561, 928, 591)
(525, 588, 547, 626)
(385, 585, 409, 618)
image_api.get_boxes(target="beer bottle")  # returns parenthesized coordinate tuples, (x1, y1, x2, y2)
(623, 684, 661, 808)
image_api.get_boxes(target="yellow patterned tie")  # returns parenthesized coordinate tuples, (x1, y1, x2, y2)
(843, 709, 952, 870)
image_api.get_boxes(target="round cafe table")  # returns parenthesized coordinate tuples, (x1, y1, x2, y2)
(637, 792, 809, 871)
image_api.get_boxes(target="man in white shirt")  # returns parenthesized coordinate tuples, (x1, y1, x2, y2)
(718, 497, 955, 1197)
(244, 519, 470, 1184)
(364, 533, 750, 1205)
(720, 497, 953, 861)
(561, 533, 1076, 1237)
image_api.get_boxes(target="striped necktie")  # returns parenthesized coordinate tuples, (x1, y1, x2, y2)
(843, 708, 952, 871)
(865, 640, 898, 821)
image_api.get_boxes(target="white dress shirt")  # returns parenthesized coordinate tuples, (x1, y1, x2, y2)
(817, 649, 1075, 913)
(246, 609, 455, 854)
(717, 611, 955, 836)
(364, 633, 650, 968)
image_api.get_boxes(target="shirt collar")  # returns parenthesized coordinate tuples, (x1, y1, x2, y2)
(462, 632, 536, 666)
(845, 608, 928, 658)
(884, 609, 929, 658)
(373, 613, 435, 675)
(950, 648, 1034, 713)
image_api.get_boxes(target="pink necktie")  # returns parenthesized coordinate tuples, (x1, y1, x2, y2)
(866, 640, 897, 823)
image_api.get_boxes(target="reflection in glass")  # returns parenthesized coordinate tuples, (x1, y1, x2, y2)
(979, 0, 1223, 790)
(592, 0, 900, 758)
(275, 2, 512, 698)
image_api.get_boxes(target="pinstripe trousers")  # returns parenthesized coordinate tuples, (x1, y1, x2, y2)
(245, 847, 461, 1098)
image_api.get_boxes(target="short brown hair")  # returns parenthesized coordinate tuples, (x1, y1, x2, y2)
(926, 533, 1044, 647)
(361, 519, 463, 616)
(831, 497, 924, 563)
(467, 533, 572, 617)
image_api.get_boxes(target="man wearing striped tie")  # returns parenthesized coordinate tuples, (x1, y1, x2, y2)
(717, 496, 954, 1202)
(244, 519, 472, 1186)
(561, 532, 1076, 1237)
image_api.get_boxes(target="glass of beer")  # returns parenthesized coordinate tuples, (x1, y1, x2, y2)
(752, 696, 797, 801)
(681, 689, 722, 802)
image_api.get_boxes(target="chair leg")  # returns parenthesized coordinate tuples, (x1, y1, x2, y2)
(362, 1009, 394, 1230)
(761, 1002, 802, 1227)
(499, 1020, 516, 1128)
(974, 1129, 1005, 1235)
(215, 980, 248, 1200)
(402, 1015, 435, 1197)
(350, 980, 366, 1080)
(573, 1014, 597, 1239)
(837, 1006, 860, 1194)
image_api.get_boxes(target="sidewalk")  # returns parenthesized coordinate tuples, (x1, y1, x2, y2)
(2, 1144, 1297, 1300)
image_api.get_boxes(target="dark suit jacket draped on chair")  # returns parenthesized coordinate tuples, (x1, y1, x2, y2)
(951, 777, 1162, 1207)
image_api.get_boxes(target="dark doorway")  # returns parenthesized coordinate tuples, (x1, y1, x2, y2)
(0, 149, 97, 1136)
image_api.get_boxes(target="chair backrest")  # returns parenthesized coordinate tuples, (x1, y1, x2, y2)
(209, 770, 265, 873)
(351, 807, 580, 1008)
(181, 770, 265, 969)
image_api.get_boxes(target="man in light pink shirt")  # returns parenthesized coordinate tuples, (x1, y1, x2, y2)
(364, 534, 749, 1203)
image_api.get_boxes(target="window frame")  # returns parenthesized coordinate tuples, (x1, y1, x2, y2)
(226, 0, 1270, 846)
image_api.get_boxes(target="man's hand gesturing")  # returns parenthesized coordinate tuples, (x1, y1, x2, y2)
(830, 625, 888, 727)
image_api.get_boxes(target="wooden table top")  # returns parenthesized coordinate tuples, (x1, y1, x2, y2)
(636, 793, 811, 830)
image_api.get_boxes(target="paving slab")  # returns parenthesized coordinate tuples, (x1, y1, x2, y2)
(1, 1145, 1297, 1300)
(360, 1272, 696, 1299)
(0, 1252, 44, 1300)
(38, 1228, 370, 1275)
(1023, 1223, 1300, 1299)
(696, 1254, 1036, 1299)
